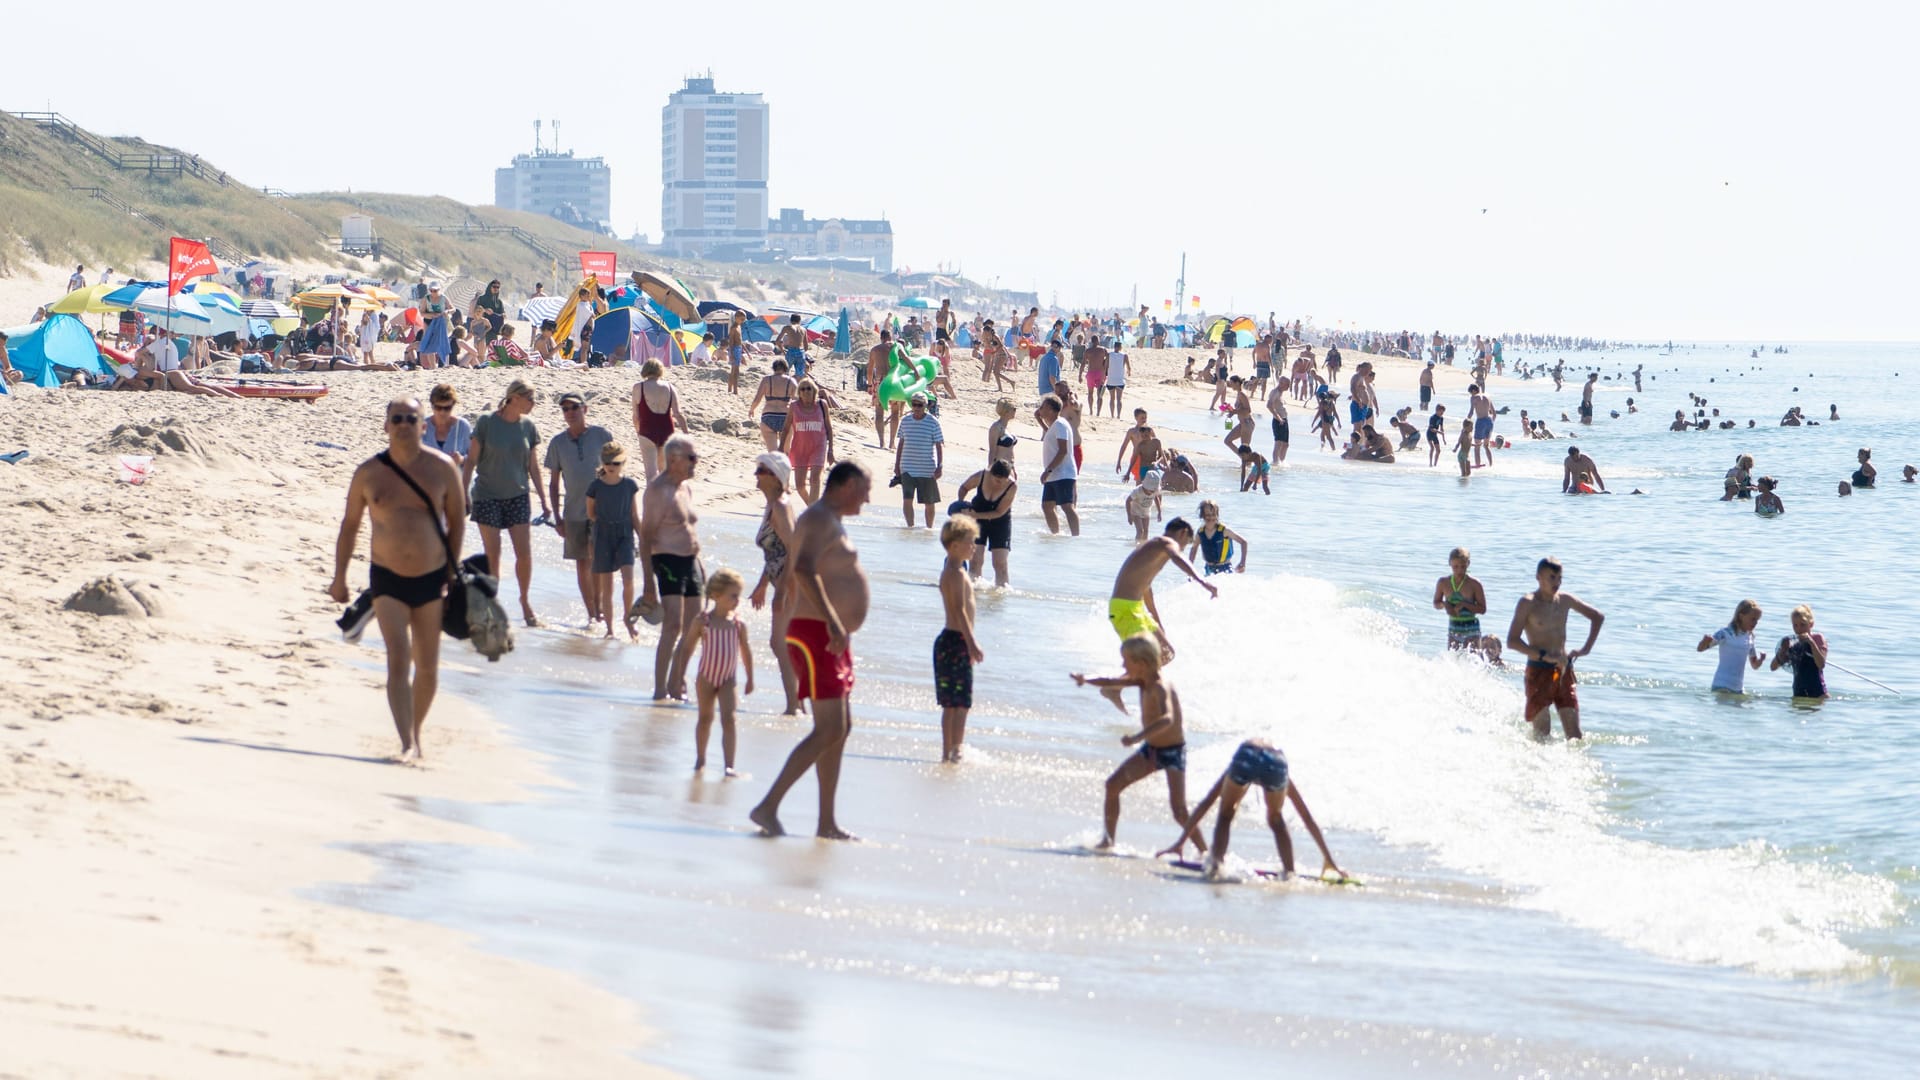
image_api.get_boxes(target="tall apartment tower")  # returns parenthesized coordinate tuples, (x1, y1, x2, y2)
(660, 75, 769, 257)
(495, 145, 612, 232)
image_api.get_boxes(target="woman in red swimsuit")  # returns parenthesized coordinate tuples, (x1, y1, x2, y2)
(629, 360, 685, 481)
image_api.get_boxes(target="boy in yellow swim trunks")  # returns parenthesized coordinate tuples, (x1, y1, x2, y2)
(1107, 517, 1215, 667)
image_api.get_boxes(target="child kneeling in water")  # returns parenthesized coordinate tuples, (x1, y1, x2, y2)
(674, 568, 755, 775)
(1072, 635, 1203, 857)
(1157, 739, 1346, 882)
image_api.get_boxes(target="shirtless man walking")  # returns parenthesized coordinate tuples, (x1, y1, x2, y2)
(751, 462, 873, 840)
(1266, 377, 1292, 462)
(868, 329, 898, 449)
(641, 434, 704, 701)
(1469, 384, 1497, 468)
(1505, 557, 1605, 740)
(1108, 518, 1217, 668)
(777, 313, 809, 381)
(1579, 372, 1598, 425)
(329, 397, 465, 763)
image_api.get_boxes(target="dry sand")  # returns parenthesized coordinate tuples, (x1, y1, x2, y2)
(0, 252, 1508, 1076)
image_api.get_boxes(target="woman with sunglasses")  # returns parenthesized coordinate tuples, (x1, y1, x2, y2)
(778, 379, 834, 503)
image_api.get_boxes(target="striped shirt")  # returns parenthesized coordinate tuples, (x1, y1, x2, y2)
(896, 413, 944, 478)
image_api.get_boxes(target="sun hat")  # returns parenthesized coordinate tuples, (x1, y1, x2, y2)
(754, 451, 793, 490)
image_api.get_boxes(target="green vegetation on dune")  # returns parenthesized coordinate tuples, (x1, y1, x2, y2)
(0, 111, 901, 308)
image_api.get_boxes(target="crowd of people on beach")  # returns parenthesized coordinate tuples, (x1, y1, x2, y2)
(310, 298, 1898, 885)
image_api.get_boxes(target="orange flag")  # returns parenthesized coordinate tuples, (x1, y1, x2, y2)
(168, 237, 218, 295)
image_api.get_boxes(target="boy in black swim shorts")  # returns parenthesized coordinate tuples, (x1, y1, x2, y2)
(1071, 635, 1202, 857)
(935, 516, 985, 762)
(1157, 739, 1346, 882)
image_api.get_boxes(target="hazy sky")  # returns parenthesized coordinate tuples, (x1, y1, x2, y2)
(11, 1, 1916, 339)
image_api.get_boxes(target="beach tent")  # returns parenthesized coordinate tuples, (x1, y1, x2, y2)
(6, 314, 111, 386)
(1206, 316, 1258, 345)
(955, 325, 972, 347)
(742, 318, 774, 344)
(591, 304, 681, 364)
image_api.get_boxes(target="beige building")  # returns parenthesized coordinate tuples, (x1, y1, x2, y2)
(767, 208, 894, 273)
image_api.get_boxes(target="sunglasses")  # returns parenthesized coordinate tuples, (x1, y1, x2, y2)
(388, 413, 419, 425)
(432, 403, 452, 410)
(561, 404, 583, 412)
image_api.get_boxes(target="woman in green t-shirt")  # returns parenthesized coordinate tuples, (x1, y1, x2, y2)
(467, 378, 552, 625)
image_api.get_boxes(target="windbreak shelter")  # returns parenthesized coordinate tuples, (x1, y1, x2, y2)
(5, 314, 112, 386)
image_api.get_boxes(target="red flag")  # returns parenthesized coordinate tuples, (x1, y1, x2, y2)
(579, 251, 616, 283)
(168, 237, 219, 295)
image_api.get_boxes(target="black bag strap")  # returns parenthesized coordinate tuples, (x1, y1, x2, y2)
(376, 451, 457, 581)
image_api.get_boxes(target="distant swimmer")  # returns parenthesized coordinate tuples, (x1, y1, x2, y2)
(1072, 635, 1202, 856)
(1562, 446, 1607, 494)
(1904, 465, 1918, 483)
(1769, 604, 1828, 700)
(1155, 739, 1346, 883)
(1852, 447, 1877, 488)
(1505, 557, 1605, 740)
(1433, 547, 1488, 651)
(1754, 476, 1785, 515)
(1108, 517, 1217, 665)
(1723, 455, 1755, 500)
(1698, 599, 1765, 694)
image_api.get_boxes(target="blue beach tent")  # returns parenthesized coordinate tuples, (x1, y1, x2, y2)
(7, 314, 111, 386)
(743, 318, 774, 344)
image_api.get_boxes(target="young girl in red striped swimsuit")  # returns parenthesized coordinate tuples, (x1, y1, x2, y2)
(675, 568, 754, 775)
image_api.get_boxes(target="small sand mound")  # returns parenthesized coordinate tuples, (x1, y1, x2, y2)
(92, 419, 253, 471)
(64, 575, 170, 618)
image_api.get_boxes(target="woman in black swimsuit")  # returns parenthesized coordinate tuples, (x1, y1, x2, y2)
(954, 459, 1017, 588)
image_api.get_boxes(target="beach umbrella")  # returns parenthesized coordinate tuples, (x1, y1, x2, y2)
(291, 289, 381, 311)
(633, 270, 700, 323)
(185, 281, 242, 303)
(899, 296, 935, 309)
(519, 296, 565, 324)
(149, 292, 246, 337)
(117, 285, 210, 326)
(804, 314, 837, 334)
(354, 283, 401, 303)
(832, 307, 852, 356)
(240, 299, 298, 319)
(50, 284, 129, 315)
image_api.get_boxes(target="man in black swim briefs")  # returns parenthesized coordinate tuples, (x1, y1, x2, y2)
(330, 396, 466, 763)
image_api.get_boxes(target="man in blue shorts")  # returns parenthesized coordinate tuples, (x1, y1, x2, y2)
(778, 314, 808, 380)
(1035, 394, 1080, 536)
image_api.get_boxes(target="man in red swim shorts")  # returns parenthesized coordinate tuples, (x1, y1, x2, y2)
(1506, 556, 1605, 740)
(752, 462, 872, 841)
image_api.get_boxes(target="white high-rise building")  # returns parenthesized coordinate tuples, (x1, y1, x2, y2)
(495, 148, 611, 232)
(660, 75, 769, 257)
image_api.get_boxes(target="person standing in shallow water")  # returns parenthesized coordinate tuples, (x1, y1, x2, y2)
(1505, 557, 1605, 740)
(1770, 604, 1828, 700)
(752, 462, 873, 841)
(329, 396, 465, 764)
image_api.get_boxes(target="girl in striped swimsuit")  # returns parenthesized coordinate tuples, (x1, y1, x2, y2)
(676, 568, 754, 775)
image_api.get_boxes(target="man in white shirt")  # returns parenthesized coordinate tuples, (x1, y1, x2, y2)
(66, 265, 86, 293)
(98, 267, 114, 287)
(1105, 339, 1131, 418)
(1035, 394, 1080, 536)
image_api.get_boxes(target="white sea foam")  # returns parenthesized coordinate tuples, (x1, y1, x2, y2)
(1093, 573, 1903, 975)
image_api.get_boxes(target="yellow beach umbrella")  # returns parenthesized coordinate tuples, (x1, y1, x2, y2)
(671, 329, 703, 354)
(50, 284, 124, 314)
(353, 283, 401, 303)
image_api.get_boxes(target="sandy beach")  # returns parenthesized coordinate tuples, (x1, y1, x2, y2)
(0, 245, 1518, 1077)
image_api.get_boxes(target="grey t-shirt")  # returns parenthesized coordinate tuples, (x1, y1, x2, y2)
(543, 424, 614, 521)
(470, 411, 540, 502)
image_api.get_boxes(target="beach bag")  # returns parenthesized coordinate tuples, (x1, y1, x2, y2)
(375, 452, 515, 661)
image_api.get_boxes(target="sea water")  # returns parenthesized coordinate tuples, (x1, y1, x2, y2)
(325, 342, 1919, 1077)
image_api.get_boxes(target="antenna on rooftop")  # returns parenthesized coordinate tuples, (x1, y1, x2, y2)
(533, 119, 542, 154)
(553, 119, 561, 154)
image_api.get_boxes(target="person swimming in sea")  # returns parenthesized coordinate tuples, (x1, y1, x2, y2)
(1697, 599, 1765, 693)
(1188, 500, 1248, 576)
(1852, 447, 1877, 489)
(1769, 604, 1828, 700)
(1433, 547, 1488, 652)
(1754, 476, 1784, 515)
